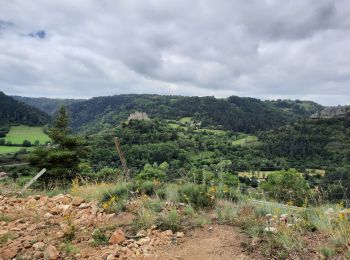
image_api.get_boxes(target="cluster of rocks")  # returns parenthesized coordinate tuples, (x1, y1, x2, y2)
(264, 213, 298, 233)
(0, 194, 183, 259)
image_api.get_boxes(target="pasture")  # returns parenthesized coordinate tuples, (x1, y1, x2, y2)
(0, 146, 34, 154)
(4, 125, 50, 145)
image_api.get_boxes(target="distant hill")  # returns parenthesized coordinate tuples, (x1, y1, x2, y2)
(0, 92, 50, 127)
(266, 99, 323, 119)
(12, 96, 84, 116)
(311, 105, 350, 119)
(65, 94, 323, 133)
(259, 118, 350, 167)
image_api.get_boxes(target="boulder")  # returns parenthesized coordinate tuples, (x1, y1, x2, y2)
(72, 197, 85, 206)
(109, 229, 126, 245)
(45, 245, 59, 260)
(32, 241, 46, 251)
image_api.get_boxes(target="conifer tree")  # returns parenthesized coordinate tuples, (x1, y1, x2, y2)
(30, 106, 86, 183)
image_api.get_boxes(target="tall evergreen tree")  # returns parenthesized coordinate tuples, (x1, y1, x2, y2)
(30, 106, 86, 183)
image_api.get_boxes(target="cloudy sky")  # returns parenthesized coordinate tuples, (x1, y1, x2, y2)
(0, 0, 350, 105)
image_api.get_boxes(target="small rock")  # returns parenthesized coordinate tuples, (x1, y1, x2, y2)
(162, 230, 173, 237)
(109, 229, 126, 245)
(136, 230, 147, 237)
(106, 254, 115, 260)
(3, 247, 19, 259)
(78, 203, 90, 209)
(72, 197, 84, 206)
(49, 207, 61, 215)
(176, 232, 184, 238)
(0, 229, 9, 236)
(32, 241, 46, 251)
(44, 212, 53, 219)
(264, 227, 277, 233)
(45, 245, 60, 260)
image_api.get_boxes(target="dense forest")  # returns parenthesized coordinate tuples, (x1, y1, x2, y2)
(14, 94, 323, 134)
(259, 119, 350, 168)
(12, 96, 84, 116)
(0, 92, 50, 137)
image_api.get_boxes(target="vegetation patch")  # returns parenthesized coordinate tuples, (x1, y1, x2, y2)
(3, 125, 50, 145)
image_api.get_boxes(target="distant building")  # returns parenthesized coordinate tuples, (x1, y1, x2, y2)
(311, 106, 350, 119)
(127, 111, 150, 121)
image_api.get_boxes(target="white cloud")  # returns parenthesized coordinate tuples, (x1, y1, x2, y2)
(0, 0, 350, 105)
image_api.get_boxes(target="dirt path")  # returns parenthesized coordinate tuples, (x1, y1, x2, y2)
(155, 225, 265, 260)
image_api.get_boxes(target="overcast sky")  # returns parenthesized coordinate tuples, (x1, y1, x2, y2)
(1, 0, 350, 105)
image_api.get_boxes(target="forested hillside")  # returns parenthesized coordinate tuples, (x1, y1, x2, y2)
(259, 118, 350, 168)
(64, 94, 322, 133)
(12, 96, 84, 116)
(0, 92, 50, 136)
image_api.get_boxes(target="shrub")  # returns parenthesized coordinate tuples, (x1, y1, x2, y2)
(136, 180, 156, 196)
(320, 246, 335, 258)
(215, 201, 237, 224)
(136, 163, 166, 181)
(22, 139, 31, 147)
(157, 209, 181, 232)
(260, 169, 311, 206)
(143, 198, 164, 213)
(91, 229, 108, 246)
(133, 208, 156, 231)
(178, 183, 215, 209)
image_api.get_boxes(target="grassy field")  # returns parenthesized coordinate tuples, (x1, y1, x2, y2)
(179, 117, 192, 123)
(194, 128, 227, 135)
(0, 146, 34, 154)
(232, 135, 260, 147)
(4, 125, 50, 145)
(238, 171, 275, 179)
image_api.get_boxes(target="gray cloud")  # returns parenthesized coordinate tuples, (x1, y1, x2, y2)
(0, 0, 350, 105)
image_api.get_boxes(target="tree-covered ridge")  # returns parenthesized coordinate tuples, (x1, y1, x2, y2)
(259, 118, 350, 168)
(0, 92, 50, 129)
(12, 96, 84, 116)
(64, 94, 323, 133)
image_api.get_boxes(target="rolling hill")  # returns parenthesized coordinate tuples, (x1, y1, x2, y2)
(66, 94, 323, 133)
(0, 92, 50, 128)
(12, 93, 324, 134)
(12, 96, 84, 116)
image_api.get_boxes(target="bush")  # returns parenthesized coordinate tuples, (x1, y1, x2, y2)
(135, 180, 157, 196)
(22, 139, 31, 147)
(136, 163, 167, 181)
(91, 229, 108, 246)
(260, 169, 311, 206)
(133, 208, 156, 230)
(157, 209, 181, 232)
(178, 183, 215, 209)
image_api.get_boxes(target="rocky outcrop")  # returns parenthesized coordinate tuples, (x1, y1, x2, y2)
(311, 105, 350, 119)
(0, 194, 181, 260)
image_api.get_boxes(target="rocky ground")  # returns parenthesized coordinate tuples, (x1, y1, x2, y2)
(0, 194, 260, 260)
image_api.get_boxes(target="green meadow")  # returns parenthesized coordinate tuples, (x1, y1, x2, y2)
(4, 125, 50, 145)
(0, 146, 34, 154)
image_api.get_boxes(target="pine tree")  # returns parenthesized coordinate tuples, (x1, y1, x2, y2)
(30, 106, 86, 183)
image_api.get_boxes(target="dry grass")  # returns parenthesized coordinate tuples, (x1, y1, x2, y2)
(70, 179, 116, 201)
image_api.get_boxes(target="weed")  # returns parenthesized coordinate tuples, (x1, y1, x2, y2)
(178, 183, 215, 209)
(320, 246, 335, 258)
(215, 201, 237, 224)
(193, 214, 210, 227)
(157, 208, 181, 232)
(91, 229, 109, 246)
(60, 241, 79, 254)
(183, 205, 196, 217)
(133, 208, 156, 231)
(0, 232, 14, 245)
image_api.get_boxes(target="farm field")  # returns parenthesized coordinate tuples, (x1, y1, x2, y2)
(0, 146, 34, 154)
(4, 125, 50, 145)
(232, 135, 260, 147)
(194, 128, 227, 135)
